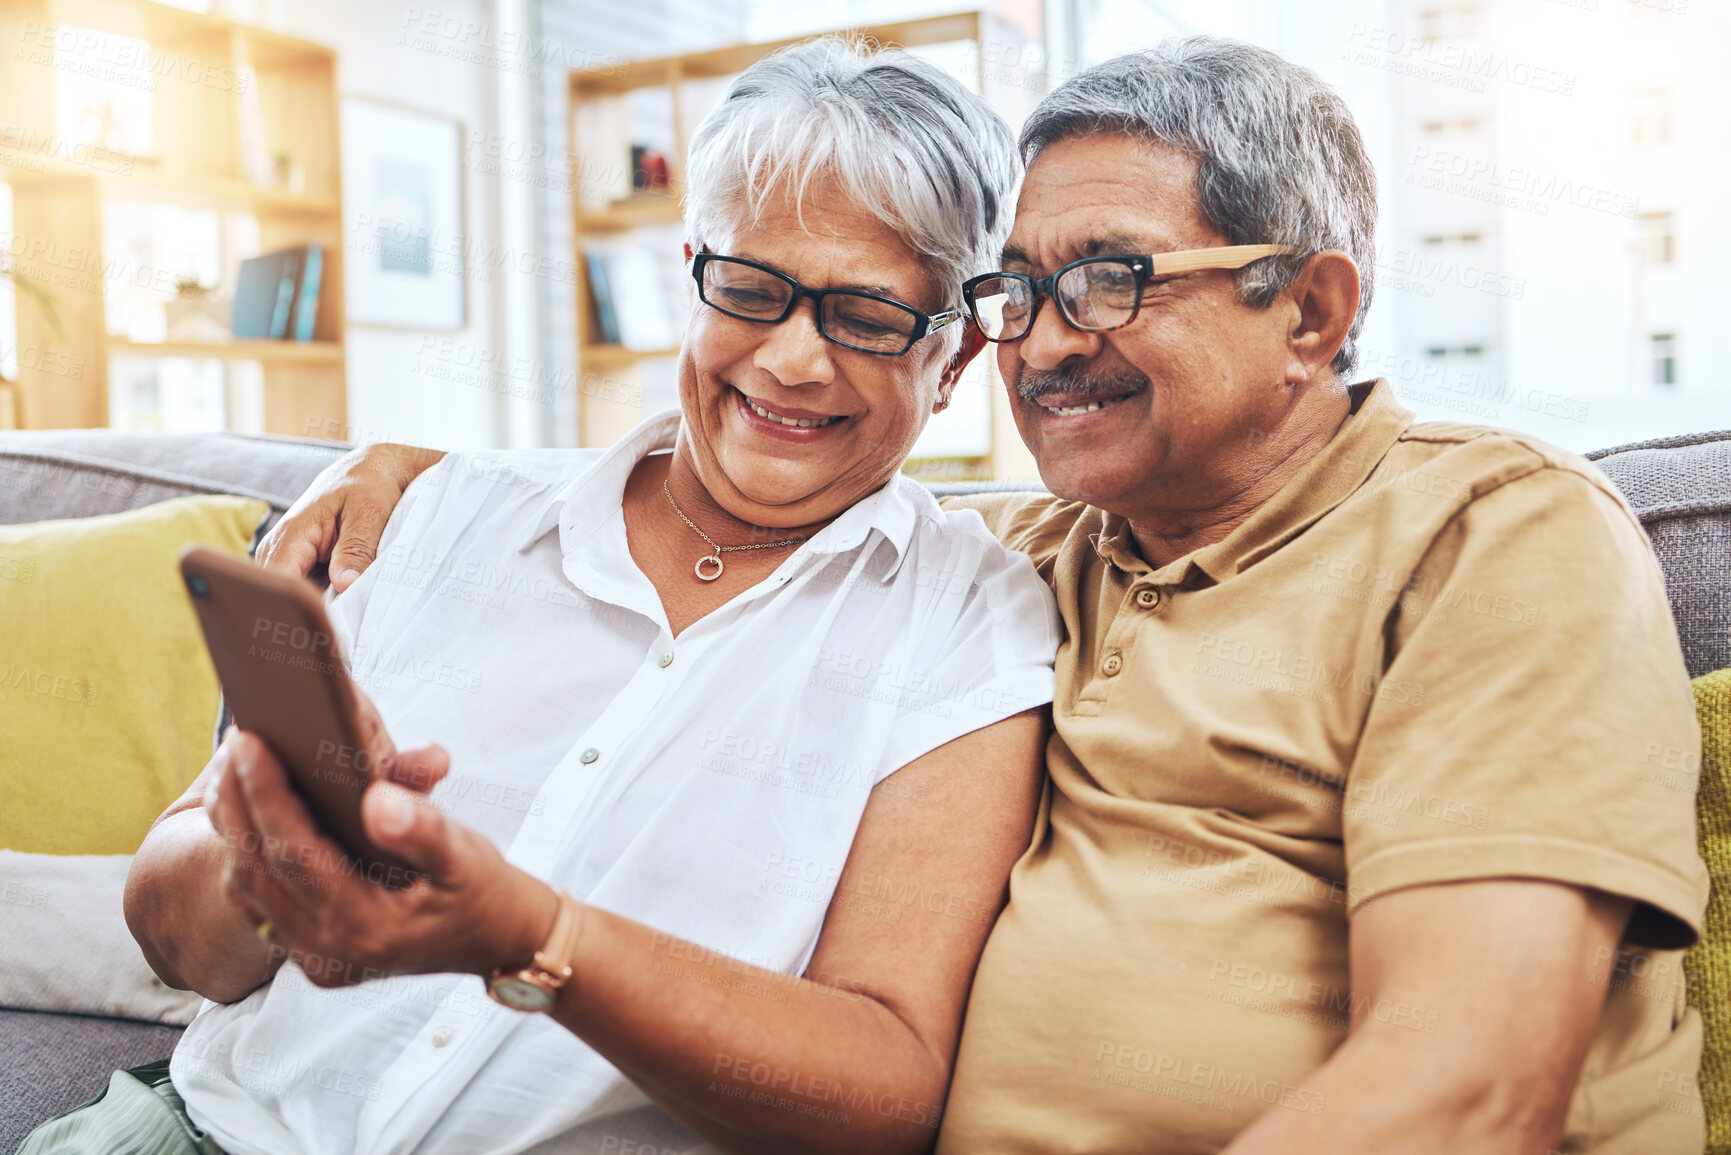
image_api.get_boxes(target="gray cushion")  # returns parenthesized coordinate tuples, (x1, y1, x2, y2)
(0, 430, 349, 534)
(1588, 430, 1731, 679)
(0, 1008, 183, 1152)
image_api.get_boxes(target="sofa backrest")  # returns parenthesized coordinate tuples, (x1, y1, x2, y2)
(1589, 431, 1731, 679)
(3, 426, 1727, 677)
(0, 431, 346, 534)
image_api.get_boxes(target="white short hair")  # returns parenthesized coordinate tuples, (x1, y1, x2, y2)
(684, 36, 1017, 334)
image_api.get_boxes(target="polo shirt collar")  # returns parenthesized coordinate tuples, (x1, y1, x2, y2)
(1093, 379, 1414, 584)
(517, 408, 922, 579)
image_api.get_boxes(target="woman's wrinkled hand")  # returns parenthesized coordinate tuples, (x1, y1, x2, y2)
(202, 692, 554, 989)
(256, 442, 445, 592)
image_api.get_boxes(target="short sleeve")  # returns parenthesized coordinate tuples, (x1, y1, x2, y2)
(875, 520, 1060, 778)
(937, 493, 1075, 567)
(1343, 465, 1708, 949)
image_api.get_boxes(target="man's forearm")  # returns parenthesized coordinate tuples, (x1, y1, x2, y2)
(1220, 1029, 1564, 1155)
(1225, 881, 1631, 1155)
(124, 810, 283, 1004)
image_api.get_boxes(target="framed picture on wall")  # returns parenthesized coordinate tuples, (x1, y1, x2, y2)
(341, 98, 465, 329)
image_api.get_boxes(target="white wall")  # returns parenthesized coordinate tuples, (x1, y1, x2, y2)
(218, 0, 510, 449)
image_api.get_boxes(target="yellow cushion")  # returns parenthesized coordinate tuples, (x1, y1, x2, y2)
(0, 495, 268, 854)
(1686, 666, 1731, 1152)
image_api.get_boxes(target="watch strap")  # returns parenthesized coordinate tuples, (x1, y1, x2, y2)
(531, 889, 580, 986)
(488, 889, 579, 1010)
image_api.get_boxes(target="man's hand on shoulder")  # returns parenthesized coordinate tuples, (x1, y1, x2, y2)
(258, 442, 446, 592)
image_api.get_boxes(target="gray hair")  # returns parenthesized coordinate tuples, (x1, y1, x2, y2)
(684, 37, 1018, 351)
(1021, 38, 1377, 376)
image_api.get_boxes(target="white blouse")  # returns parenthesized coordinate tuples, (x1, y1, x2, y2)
(172, 411, 1059, 1155)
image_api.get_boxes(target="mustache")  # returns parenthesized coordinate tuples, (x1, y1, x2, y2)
(1016, 366, 1151, 404)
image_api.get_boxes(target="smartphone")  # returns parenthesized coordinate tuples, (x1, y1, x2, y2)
(179, 545, 418, 888)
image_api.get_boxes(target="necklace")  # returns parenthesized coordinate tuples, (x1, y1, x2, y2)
(662, 480, 811, 582)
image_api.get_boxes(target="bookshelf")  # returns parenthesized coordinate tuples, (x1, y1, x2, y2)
(0, 0, 344, 434)
(568, 12, 998, 471)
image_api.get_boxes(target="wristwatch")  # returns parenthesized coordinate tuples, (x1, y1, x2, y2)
(486, 889, 580, 1013)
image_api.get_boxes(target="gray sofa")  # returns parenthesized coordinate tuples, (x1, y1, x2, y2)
(2, 423, 1728, 1151)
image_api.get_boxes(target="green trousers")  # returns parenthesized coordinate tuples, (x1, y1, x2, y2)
(17, 1060, 228, 1155)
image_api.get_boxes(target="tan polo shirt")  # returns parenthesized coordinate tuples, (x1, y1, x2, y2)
(935, 380, 1708, 1154)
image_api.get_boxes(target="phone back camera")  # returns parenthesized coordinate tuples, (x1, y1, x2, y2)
(184, 573, 212, 599)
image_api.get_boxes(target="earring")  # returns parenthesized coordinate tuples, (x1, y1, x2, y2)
(934, 397, 951, 413)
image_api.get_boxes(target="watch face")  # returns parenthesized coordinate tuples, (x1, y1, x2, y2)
(491, 976, 554, 1013)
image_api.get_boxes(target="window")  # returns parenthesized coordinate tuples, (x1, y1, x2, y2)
(1651, 334, 1677, 388)
(1638, 211, 1675, 265)
(1633, 89, 1672, 145)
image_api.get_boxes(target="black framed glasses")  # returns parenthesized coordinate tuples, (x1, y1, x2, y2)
(691, 252, 963, 356)
(962, 244, 1300, 343)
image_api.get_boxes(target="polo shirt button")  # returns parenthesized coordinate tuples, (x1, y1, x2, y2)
(658, 651, 674, 668)
(580, 748, 600, 764)
(1134, 588, 1159, 609)
(432, 1026, 454, 1048)
(1101, 652, 1123, 677)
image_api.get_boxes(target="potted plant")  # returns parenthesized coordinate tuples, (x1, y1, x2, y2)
(270, 150, 305, 194)
(164, 278, 232, 343)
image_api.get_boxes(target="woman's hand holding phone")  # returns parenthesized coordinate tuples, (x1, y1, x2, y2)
(204, 689, 558, 989)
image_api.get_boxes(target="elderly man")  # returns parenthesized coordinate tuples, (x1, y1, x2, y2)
(266, 38, 1704, 1155)
(929, 40, 1705, 1155)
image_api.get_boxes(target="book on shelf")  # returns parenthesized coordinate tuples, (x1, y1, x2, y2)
(289, 244, 323, 341)
(232, 246, 322, 341)
(585, 242, 674, 352)
(585, 250, 620, 345)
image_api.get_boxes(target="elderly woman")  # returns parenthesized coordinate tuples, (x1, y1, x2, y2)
(55, 39, 1059, 1155)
